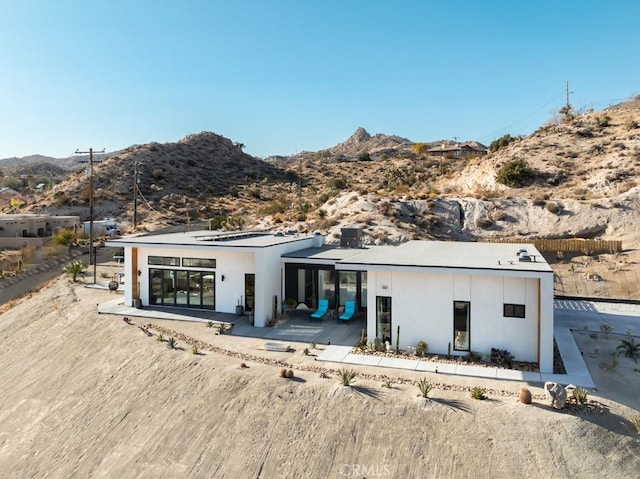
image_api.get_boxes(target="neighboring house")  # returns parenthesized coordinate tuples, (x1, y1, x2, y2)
(426, 141, 488, 159)
(0, 188, 29, 209)
(0, 214, 80, 248)
(106, 229, 554, 372)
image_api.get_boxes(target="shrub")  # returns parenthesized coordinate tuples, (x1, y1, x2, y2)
(62, 259, 87, 282)
(327, 177, 348, 190)
(600, 357, 619, 371)
(495, 158, 533, 187)
(191, 345, 200, 355)
(53, 228, 75, 246)
(167, 337, 177, 349)
(216, 323, 227, 335)
(416, 378, 433, 398)
(303, 348, 310, 356)
(466, 351, 482, 363)
(596, 115, 611, 127)
(337, 368, 357, 386)
(489, 134, 519, 153)
(519, 387, 532, 404)
(544, 201, 561, 214)
(207, 321, 214, 328)
(152, 168, 164, 179)
(616, 338, 640, 362)
(490, 348, 514, 368)
(416, 341, 428, 357)
(625, 119, 639, 130)
(381, 378, 393, 388)
(599, 322, 613, 338)
(630, 415, 640, 434)
(156, 333, 164, 342)
(572, 386, 588, 404)
(471, 386, 486, 400)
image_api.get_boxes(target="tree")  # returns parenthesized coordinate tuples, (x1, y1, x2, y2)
(358, 151, 371, 161)
(495, 158, 533, 187)
(234, 142, 245, 151)
(411, 143, 429, 155)
(489, 134, 520, 153)
(63, 259, 87, 282)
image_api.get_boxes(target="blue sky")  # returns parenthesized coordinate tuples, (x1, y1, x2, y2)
(0, 1, 637, 159)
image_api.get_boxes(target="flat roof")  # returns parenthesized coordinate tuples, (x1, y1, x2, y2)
(106, 230, 314, 249)
(282, 246, 370, 263)
(336, 240, 552, 273)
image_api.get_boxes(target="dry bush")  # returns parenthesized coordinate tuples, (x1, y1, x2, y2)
(544, 201, 561, 214)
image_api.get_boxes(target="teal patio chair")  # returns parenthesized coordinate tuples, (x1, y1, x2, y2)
(311, 299, 329, 320)
(339, 300, 356, 321)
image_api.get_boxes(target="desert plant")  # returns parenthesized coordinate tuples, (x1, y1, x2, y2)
(303, 348, 310, 356)
(206, 321, 214, 328)
(216, 323, 227, 335)
(167, 337, 177, 349)
(490, 348, 514, 368)
(616, 338, 640, 363)
(156, 333, 164, 342)
(495, 157, 533, 187)
(572, 386, 588, 404)
(596, 114, 611, 127)
(416, 341, 428, 357)
(240, 362, 248, 368)
(285, 369, 294, 379)
(337, 368, 357, 386)
(310, 342, 316, 349)
(630, 415, 640, 434)
(62, 259, 87, 282)
(519, 387, 532, 404)
(416, 378, 433, 398)
(319, 370, 329, 379)
(625, 119, 639, 130)
(191, 344, 200, 355)
(358, 329, 367, 348)
(600, 357, 619, 371)
(466, 351, 482, 363)
(381, 378, 393, 388)
(52, 228, 75, 246)
(280, 368, 288, 378)
(471, 386, 486, 400)
(395, 325, 400, 353)
(599, 322, 613, 338)
(447, 342, 451, 358)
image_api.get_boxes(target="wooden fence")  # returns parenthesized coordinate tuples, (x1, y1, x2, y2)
(481, 238, 622, 254)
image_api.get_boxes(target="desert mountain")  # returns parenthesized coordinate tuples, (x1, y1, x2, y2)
(13, 98, 640, 250)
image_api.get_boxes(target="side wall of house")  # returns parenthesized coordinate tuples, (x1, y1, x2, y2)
(367, 270, 543, 364)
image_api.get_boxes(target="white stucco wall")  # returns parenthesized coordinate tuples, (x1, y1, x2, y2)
(367, 269, 549, 368)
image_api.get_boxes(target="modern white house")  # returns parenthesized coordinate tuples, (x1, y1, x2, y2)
(106, 229, 554, 372)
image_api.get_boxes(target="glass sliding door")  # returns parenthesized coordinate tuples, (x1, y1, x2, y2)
(453, 301, 470, 351)
(376, 296, 392, 343)
(149, 269, 215, 309)
(318, 269, 336, 308)
(339, 271, 357, 306)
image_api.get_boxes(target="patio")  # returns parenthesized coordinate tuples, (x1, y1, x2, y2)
(98, 297, 365, 347)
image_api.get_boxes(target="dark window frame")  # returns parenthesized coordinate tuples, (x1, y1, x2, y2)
(503, 303, 526, 318)
(148, 256, 180, 266)
(182, 257, 217, 268)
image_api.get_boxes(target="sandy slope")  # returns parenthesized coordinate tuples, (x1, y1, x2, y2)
(0, 279, 638, 478)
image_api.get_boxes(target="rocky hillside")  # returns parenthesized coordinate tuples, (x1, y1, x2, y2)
(14, 98, 640, 251)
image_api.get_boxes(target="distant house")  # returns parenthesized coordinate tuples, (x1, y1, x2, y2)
(107, 229, 554, 373)
(0, 188, 29, 209)
(0, 214, 80, 248)
(426, 142, 488, 159)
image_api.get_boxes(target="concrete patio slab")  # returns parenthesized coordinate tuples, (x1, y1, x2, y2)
(378, 356, 420, 370)
(455, 365, 497, 379)
(342, 353, 381, 367)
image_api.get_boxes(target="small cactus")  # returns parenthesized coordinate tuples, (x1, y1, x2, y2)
(285, 369, 294, 379)
(240, 362, 248, 369)
(280, 368, 288, 378)
(519, 387, 532, 404)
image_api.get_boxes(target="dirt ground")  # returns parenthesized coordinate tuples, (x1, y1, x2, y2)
(546, 249, 640, 300)
(0, 271, 639, 478)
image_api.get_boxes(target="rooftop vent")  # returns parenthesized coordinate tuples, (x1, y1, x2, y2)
(340, 227, 363, 248)
(518, 251, 531, 262)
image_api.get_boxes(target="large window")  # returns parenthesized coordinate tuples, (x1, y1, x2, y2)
(149, 268, 215, 309)
(504, 304, 525, 318)
(453, 301, 470, 351)
(376, 296, 392, 343)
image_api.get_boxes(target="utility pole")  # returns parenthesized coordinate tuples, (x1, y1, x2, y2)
(566, 80, 572, 109)
(133, 161, 139, 230)
(75, 147, 105, 284)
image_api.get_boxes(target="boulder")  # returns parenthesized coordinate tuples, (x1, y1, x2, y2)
(544, 382, 567, 409)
